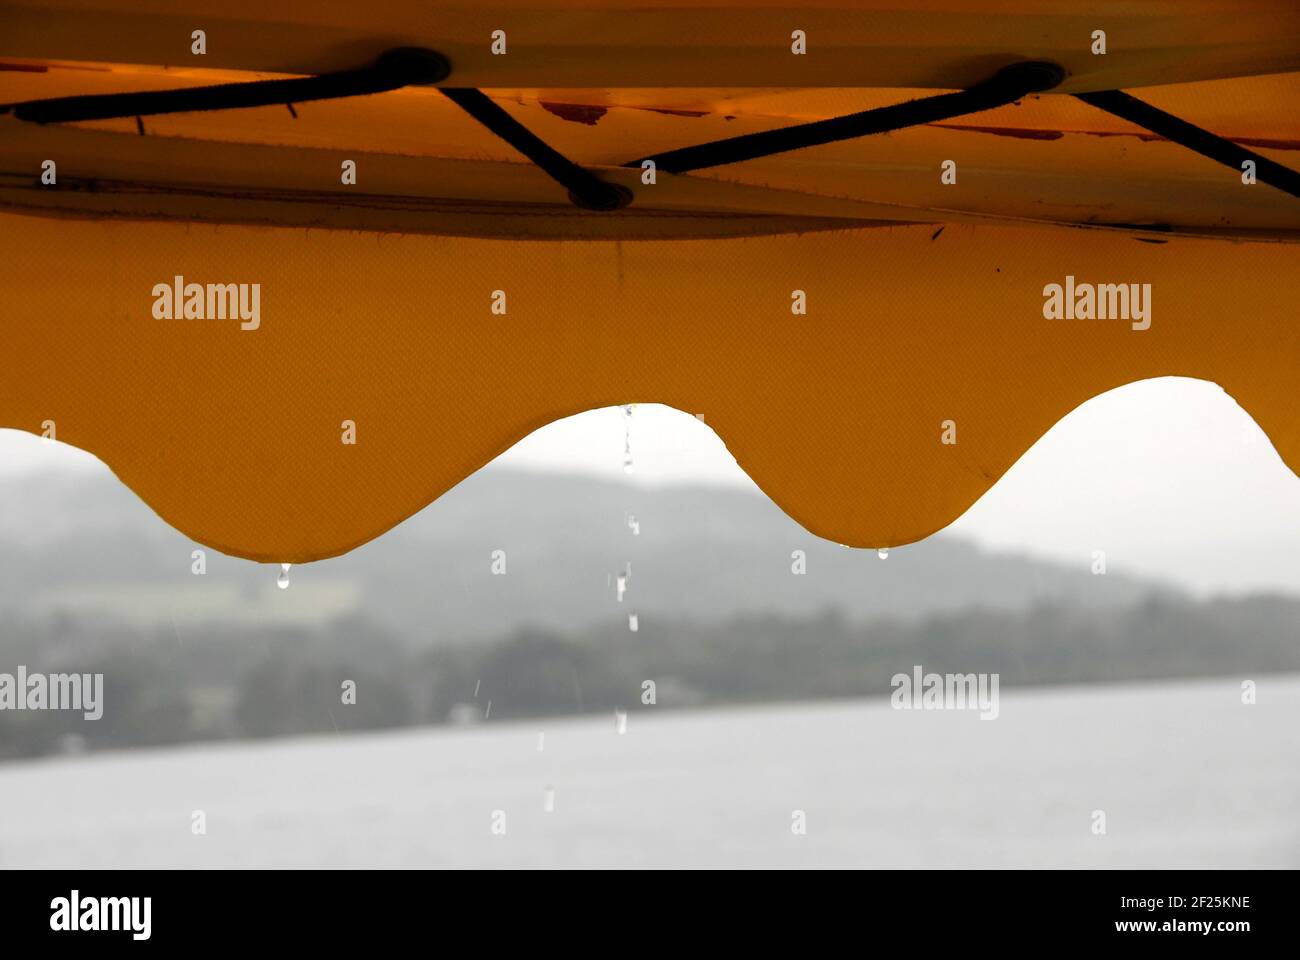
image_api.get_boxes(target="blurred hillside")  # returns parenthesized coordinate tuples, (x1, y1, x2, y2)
(4, 466, 1296, 761)
(0, 467, 1178, 642)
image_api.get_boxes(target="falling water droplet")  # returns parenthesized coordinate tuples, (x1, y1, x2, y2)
(628, 613, 639, 632)
(277, 563, 291, 589)
(877, 548, 889, 560)
(621, 404, 634, 473)
(473, 678, 481, 698)
(615, 709, 628, 735)
(616, 573, 627, 602)
(543, 786, 556, 813)
(626, 513, 640, 536)
(537, 732, 545, 753)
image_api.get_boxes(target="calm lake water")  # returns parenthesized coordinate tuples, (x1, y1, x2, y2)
(1, 676, 1297, 868)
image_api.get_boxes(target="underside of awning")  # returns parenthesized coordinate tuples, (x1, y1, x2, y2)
(1, 1, 1298, 561)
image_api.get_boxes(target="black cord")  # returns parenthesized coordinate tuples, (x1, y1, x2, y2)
(2, 46, 627, 212)
(627, 61, 1066, 174)
(7, 49, 1295, 211)
(439, 88, 631, 211)
(1075, 89, 1300, 200)
(4, 48, 450, 123)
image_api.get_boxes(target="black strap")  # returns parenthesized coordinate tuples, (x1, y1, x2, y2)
(1075, 89, 1300, 200)
(627, 61, 1066, 174)
(439, 88, 631, 210)
(3, 48, 450, 123)
(1, 47, 629, 213)
(7, 50, 1297, 210)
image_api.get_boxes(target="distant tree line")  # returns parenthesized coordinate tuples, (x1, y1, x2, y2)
(1, 593, 1297, 760)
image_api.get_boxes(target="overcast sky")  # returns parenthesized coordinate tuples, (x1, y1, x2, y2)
(3, 376, 1297, 596)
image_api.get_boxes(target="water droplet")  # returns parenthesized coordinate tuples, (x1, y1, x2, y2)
(626, 513, 640, 536)
(276, 563, 291, 589)
(473, 678, 481, 698)
(616, 573, 627, 602)
(877, 548, 889, 560)
(484, 699, 493, 720)
(627, 613, 639, 632)
(621, 404, 634, 473)
(615, 709, 628, 734)
(543, 786, 556, 813)
(537, 732, 545, 753)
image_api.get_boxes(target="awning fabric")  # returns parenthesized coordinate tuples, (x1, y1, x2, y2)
(1, 1, 1298, 561)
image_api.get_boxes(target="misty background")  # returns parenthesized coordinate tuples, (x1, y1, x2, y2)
(1, 377, 1298, 759)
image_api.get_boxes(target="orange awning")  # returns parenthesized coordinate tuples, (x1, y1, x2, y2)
(2, 1, 1298, 560)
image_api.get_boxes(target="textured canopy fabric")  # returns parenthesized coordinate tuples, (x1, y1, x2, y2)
(1, 1, 1298, 561)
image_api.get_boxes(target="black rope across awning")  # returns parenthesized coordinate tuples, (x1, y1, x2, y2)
(1074, 89, 1300, 200)
(4, 48, 451, 122)
(438, 87, 632, 211)
(627, 61, 1065, 174)
(3, 49, 1298, 207)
